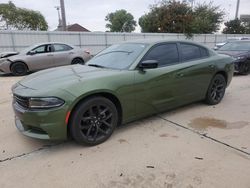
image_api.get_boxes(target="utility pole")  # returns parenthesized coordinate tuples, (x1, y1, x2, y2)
(60, 0, 67, 31)
(235, 0, 240, 19)
(55, 6, 62, 31)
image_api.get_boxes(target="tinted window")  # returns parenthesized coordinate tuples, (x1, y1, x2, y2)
(143, 43, 179, 67)
(180, 44, 201, 61)
(53, 44, 73, 52)
(200, 47, 209, 57)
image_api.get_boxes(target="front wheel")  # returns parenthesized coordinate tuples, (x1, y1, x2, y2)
(205, 74, 226, 105)
(69, 97, 118, 146)
(11, 62, 28, 76)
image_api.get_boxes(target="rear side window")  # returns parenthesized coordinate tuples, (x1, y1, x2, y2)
(53, 44, 73, 52)
(200, 47, 209, 57)
(180, 44, 200, 61)
(143, 43, 179, 67)
(180, 43, 209, 61)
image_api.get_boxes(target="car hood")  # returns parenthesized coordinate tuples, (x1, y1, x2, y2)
(18, 65, 120, 90)
(217, 50, 250, 57)
(0, 51, 19, 58)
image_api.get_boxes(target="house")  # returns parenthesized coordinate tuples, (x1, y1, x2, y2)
(66, 23, 90, 32)
(55, 23, 90, 32)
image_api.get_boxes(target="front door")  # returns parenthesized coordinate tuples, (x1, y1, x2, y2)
(26, 44, 54, 70)
(134, 43, 181, 117)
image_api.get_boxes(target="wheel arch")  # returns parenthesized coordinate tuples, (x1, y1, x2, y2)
(71, 57, 85, 64)
(10, 60, 29, 71)
(67, 91, 123, 138)
(215, 70, 228, 84)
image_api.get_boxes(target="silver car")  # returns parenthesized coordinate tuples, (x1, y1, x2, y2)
(0, 42, 92, 75)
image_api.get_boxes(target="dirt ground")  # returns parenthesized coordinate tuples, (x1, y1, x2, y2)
(0, 74, 250, 188)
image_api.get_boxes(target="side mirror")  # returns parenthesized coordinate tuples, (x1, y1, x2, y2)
(28, 50, 36, 55)
(139, 60, 158, 70)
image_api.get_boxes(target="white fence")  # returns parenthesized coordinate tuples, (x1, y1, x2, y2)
(1, 30, 250, 54)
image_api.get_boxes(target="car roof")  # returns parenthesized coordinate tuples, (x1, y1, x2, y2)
(121, 39, 210, 49)
(32, 42, 72, 46)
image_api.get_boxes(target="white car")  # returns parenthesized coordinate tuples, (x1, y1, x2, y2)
(0, 42, 92, 75)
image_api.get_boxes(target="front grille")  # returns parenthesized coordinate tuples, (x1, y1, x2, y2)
(14, 94, 29, 109)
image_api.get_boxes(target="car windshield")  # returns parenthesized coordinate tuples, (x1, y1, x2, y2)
(86, 43, 148, 70)
(219, 41, 250, 51)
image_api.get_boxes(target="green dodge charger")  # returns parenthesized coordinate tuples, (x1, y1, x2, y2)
(12, 40, 234, 145)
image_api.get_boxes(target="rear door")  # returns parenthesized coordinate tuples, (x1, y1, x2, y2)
(173, 43, 216, 104)
(52, 44, 74, 66)
(134, 43, 181, 117)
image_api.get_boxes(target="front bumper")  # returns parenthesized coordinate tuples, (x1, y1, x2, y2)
(13, 98, 69, 140)
(0, 59, 11, 73)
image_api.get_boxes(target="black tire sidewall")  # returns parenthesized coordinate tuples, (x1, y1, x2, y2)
(72, 58, 84, 65)
(70, 97, 118, 146)
(11, 62, 27, 76)
(205, 74, 226, 105)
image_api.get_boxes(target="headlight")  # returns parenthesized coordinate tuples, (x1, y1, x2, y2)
(29, 97, 65, 109)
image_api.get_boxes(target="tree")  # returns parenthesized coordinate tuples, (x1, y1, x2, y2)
(139, 0, 224, 36)
(105, 9, 137, 32)
(139, 1, 193, 36)
(191, 2, 224, 34)
(222, 19, 249, 34)
(0, 1, 48, 30)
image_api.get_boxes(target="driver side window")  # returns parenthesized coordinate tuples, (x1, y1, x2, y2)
(32, 45, 46, 54)
(143, 43, 179, 67)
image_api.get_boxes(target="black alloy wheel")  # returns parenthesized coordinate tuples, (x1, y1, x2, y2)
(72, 58, 84, 65)
(205, 74, 226, 105)
(70, 97, 118, 145)
(11, 62, 28, 76)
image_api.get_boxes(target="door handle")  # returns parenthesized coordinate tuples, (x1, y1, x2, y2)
(176, 73, 184, 78)
(47, 54, 53, 57)
(69, 52, 74, 55)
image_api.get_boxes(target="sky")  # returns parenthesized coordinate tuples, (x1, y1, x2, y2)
(0, 0, 250, 32)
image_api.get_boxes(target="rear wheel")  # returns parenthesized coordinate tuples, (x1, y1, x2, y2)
(10, 62, 28, 76)
(71, 58, 84, 65)
(205, 74, 226, 105)
(70, 97, 118, 146)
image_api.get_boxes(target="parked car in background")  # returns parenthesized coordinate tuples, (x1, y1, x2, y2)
(12, 40, 234, 145)
(0, 42, 92, 75)
(213, 37, 250, 50)
(0, 51, 19, 58)
(217, 40, 250, 75)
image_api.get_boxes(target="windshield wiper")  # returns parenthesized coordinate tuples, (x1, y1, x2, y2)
(88, 64, 106, 68)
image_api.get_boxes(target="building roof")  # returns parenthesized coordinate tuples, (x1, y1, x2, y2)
(66, 23, 90, 32)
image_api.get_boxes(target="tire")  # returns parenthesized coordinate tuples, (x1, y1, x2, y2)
(10, 62, 28, 76)
(71, 58, 84, 65)
(238, 62, 250, 75)
(69, 97, 118, 146)
(205, 74, 226, 105)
